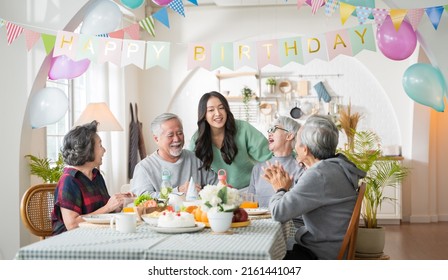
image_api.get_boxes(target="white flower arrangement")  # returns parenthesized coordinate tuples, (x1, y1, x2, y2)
(199, 184, 242, 213)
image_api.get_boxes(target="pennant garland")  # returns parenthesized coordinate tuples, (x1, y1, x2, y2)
(139, 16, 156, 37)
(325, 0, 340, 17)
(124, 23, 140, 40)
(340, 2, 356, 25)
(24, 29, 41, 51)
(41, 33, 56, 54)
(169, 0, 185, 17)
(109, 29, 125, 39)
(187, 0, 198, 6)
(6, 22, 23, 45)
(311, 0, 325, 15)
(389, 9, 407, 31)
(371, 8, 388, 26)
(297, 0, 306, 10)
(356, 6, 371, 25)
(406, 9, 424, 31)
(153, 7, 170, 28)
(425, 6, 444, 30)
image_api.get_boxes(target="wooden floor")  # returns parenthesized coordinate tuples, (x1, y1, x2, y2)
(382, 222, 448, 260)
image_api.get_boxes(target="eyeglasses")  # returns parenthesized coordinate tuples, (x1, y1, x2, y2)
(267, 126, 289, 134)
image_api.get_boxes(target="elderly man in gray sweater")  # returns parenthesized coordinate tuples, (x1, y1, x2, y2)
(131, 113, 218, 198)
(263, 115, 366, 260)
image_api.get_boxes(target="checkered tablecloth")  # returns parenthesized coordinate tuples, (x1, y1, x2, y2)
(15, 219, 287, 260)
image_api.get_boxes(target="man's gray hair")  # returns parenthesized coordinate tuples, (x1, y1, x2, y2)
(273, 116, 301, 148)
(299, 115, 338, 160)
(151, 113, 182, 136)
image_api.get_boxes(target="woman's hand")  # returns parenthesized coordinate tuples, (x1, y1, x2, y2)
(262, 161, 293, 192)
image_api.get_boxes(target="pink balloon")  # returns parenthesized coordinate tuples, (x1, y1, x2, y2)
(305, 0, 325, 7)
(48, 55, 91, 80)
(376, 16, 417, 61)
(152, 0, 172, 6)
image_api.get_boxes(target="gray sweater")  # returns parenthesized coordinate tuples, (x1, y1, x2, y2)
(131, 150, 218, 197)
(269, 154, 366, 260)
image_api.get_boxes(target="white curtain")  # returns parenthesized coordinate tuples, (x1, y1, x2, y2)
(84, 63, 127, 195)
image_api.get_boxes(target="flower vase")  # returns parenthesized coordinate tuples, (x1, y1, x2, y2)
(207, 211, 233, 233)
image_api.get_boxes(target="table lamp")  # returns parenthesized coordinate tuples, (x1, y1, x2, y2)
(73, 102, 123, 131)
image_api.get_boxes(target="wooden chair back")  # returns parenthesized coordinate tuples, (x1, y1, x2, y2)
(20, 183, 57, 240)
(337, 182, 366, 260)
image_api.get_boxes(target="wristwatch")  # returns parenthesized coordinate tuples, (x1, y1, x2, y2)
(276, 188, 288, 193)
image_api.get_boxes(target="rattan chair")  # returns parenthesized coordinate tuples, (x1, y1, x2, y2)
(337, 182, 366, 260)
(20, 183, 57, 239)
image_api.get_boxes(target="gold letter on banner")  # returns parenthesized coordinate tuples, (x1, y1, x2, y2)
(308, 38, 320, 53)
(152, 45, 165, 59)
(239, 45, 251, 60)
(262, 43, 273, 59)
(59, 34, 74, 50)
(333, 34, 347, 50)
(284, 40, 298, 56)
(194, 46, 206, 61)
(354, 28, 367, 44)
(83, 38, 94, 55)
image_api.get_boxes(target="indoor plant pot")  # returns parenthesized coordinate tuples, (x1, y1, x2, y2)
(339, 130, 409, 256)
(207, 211, 233, 233)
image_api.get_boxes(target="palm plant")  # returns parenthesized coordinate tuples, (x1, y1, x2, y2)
(340, 130, 409, 228)
(25, 153, 64, 183)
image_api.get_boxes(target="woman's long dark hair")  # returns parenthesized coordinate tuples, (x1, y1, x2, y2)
(195, 91, 238, 170)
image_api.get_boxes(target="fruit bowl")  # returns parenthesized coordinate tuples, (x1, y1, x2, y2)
(204, 220, 250, 228)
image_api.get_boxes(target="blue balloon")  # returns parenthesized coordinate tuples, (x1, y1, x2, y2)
(402, 63, 447, 112)
(120, 0, 144, 9)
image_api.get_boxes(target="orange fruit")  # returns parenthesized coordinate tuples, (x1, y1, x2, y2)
(193, 208, 203, 222)
(201, 211, 209, 223)
(185, 205, 198, 214)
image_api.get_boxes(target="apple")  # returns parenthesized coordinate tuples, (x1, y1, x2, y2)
(232, 208, 248, 223)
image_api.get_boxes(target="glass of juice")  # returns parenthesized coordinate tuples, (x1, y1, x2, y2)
(122, 197, 135, 213)
(240, 193, 258, 209)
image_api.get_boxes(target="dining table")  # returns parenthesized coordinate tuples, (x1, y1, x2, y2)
(15, 216, 293, 260)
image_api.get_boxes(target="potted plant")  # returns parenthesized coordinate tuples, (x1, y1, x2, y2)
(339, 130, 409, 255)
(265, 77, 276, 94)
(25, 153, 64, 183)
(241, 86, 253, 121)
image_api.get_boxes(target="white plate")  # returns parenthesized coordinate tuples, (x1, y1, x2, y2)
(148, 222, 205, 234)
(82, 214, 116, 224)
(245, 208, 269, 215)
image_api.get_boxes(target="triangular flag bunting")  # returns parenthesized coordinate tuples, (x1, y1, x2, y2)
(356, 6, 371, 25)
(139, 16, 156, 37)
(340, 3, 356, 25)
(168, 0, 185, 17)
(124, 23, 140, 40)
(109, 29, 125, 39)
(6, 22, 23, 45)
(325, 0, 340, 17)
(24, 29, 41, 51)
(389, 9, 407, 31)
(444, 5, 448, 12)
(96, 34, 109, 38)
(153, 7, 170, 28)
(425, 6, 444, 30)
(297, 0, 306, 9)
(372, 8, 389, 26)
(406, 9, 424, 31)
(41, 33, 56, 55)
(311, 0, 324, 14)
(187, 0, 198, 5)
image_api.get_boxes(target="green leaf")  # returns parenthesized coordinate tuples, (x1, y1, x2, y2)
(217, 186, 228, 204)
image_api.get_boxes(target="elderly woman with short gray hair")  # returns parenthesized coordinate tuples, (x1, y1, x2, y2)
(263, 115, 366, 260)
(51, 120, 131, 235)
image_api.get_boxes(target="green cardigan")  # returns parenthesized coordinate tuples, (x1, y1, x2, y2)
(189, 120, 272, 190)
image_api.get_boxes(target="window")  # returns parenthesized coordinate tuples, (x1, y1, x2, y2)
(45, 75, 87, 162)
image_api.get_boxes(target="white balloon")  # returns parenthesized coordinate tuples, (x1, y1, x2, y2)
(80, 0, 122, 35)
(29, 87, 68, 129)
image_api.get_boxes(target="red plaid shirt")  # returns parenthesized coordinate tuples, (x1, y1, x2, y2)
(51, 167, 110, 235)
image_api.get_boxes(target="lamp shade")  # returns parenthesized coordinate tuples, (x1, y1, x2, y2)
(74, 102, 123, 131)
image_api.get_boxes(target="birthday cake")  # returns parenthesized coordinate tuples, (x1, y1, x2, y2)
(157, 211, 196, 228)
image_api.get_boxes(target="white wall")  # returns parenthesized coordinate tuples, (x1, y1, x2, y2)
(1, 0, 447, 260)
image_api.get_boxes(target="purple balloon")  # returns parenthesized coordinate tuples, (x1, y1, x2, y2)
(48, 55, 91, 80)
(377, 16, 417, 61)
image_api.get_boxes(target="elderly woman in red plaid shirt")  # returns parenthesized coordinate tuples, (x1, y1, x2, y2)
(51, 120, 132, 235)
